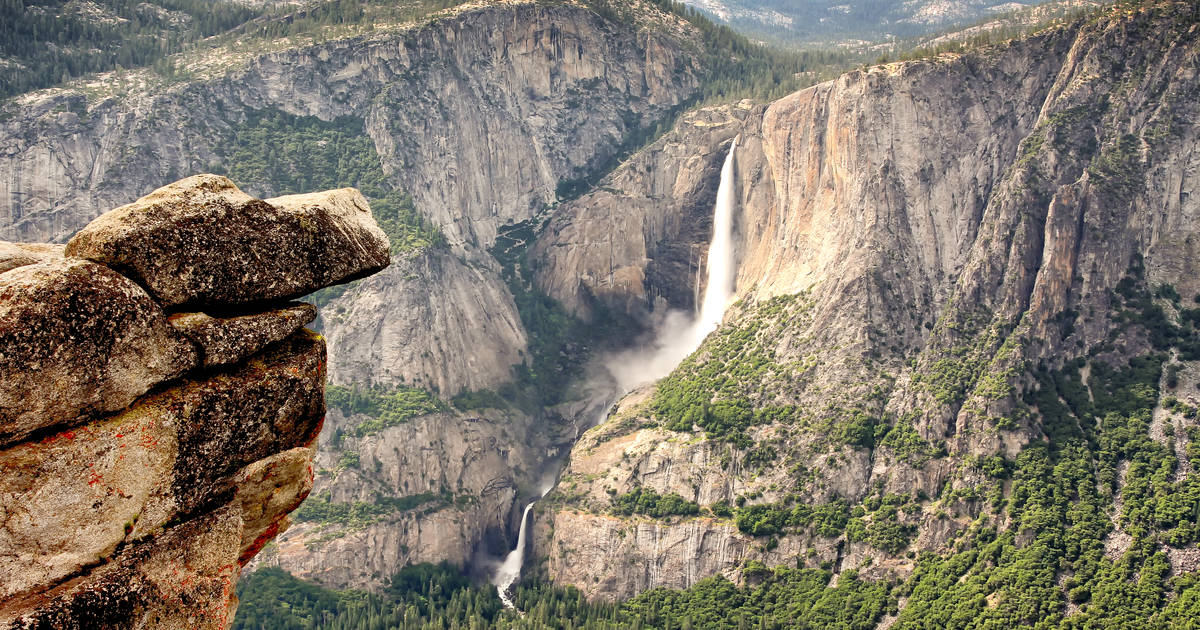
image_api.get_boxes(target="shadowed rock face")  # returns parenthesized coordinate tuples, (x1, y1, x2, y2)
(0, 176, 388, 629)
(169, 303, 317, 368)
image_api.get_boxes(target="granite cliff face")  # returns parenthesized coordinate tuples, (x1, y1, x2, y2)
(0, 175, 389, 628)
(0, 0, 704, 395)
(0, 0, 709, 592)
(534, 3, 1200, 601)
(0, 2, 701, 250)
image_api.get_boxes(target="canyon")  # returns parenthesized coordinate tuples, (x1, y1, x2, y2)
(2, 0, 1200, 627)
(536, 2, 1200, 600)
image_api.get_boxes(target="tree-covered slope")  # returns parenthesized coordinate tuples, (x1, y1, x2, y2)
(533, 0, 1200, 625)
(0, 0, 262, 99)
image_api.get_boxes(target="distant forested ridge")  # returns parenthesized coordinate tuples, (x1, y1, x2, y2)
(0, 0, 261, 98)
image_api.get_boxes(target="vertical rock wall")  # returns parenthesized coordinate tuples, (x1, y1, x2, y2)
(536, 3, 1200, 601)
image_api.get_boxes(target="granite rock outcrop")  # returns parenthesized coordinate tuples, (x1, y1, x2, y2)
(0, 176, 389, 628)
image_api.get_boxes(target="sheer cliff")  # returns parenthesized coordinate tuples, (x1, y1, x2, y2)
(533, 5, 1200, 624)
(0, 0, 713, 593)
(8, 0, 1200, 626)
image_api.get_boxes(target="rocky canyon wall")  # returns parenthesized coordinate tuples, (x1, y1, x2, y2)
(0, 0, 704, 395)
(0, 0, 711, 593)
(536, 3, 1200, 600)
(0, 175, 389, 628)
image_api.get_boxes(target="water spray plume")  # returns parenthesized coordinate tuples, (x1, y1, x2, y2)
(491, 136, 740, 609)
(605, 135, 739, 392)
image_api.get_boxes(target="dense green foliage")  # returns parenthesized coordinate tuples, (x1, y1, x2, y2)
(621, 568, 890, 630)
(326, 383, 449, 437)
(652, 294, 810, 445)
(234, 563, 893, 630)
(450, 389, 511, 411)
(206, 0, 471, 50)
(734, 499, 844, 539)
(0, 0, 260, 99)
(610, 487, 700, 518)
(887, 349, 1200, 628)
(213, 109, 444, 254)
(234, 564, 502, 630)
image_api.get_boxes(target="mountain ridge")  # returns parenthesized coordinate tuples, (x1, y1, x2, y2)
(3, 0, 1200, 627)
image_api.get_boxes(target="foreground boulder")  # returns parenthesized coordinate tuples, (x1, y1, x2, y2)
(0, 332, 325, 602)
(0, 506, 246, 630)
(65, 175, 390, 308)
(0, 176, 389, 629)
(0, 258, 196, 446)
(0, 242, 64, 274)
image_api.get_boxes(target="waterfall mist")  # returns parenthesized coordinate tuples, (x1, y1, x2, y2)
(489, 136, 739, 608)
(603, 135, 739, 394)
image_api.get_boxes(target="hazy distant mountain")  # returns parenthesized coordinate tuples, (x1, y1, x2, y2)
(678, 0, 1052, 44)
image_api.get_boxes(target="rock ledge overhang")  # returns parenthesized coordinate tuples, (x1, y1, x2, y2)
(0, 175, 390, 630)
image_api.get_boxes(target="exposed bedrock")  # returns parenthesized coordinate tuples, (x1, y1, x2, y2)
(537, 5, 1200, 600)
(0, 176, 389, 628)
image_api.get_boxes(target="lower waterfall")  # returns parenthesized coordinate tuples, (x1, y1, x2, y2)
(491, 502, 534, 609)
(491, 136, 740, 607)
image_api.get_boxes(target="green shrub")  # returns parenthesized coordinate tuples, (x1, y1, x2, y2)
(611, 487, 700, 519)
(326, 384, 448, 437)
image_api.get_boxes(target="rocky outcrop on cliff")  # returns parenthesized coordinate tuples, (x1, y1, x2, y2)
(537, 3, 1200, 602)
(0, 175, 389, 628)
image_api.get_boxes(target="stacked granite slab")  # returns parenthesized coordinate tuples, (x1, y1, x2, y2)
(0, 175, 389, 629)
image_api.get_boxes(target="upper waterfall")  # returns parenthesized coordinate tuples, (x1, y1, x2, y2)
(490, 136, 740, 609)
(690, 135, 739, 348)
(603, 136, 741, 393)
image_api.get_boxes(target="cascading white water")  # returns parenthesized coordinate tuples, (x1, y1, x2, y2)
(491, 502, 534, 609)
(690, 135, 739, 349)
(489, 136, 740, 609)
(602, 136, 740, 393)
